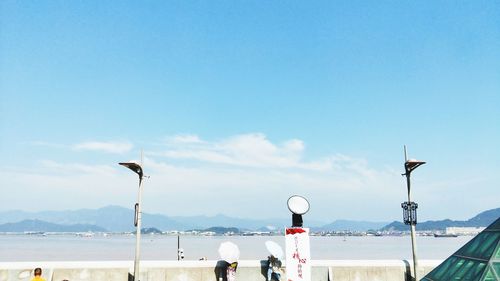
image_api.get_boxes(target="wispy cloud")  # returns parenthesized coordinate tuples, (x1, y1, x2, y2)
(0, 161, 131, 212)
(158, 133, 335, 170)
(134, 152, 403, 220)
(0, 134, 411, 220)
(168, 134, 205, 144)
(157, 134, 389, 180)
(73, 141, 133, 154)
(40, 160, 117, 175)
(148, 133, 401, 198)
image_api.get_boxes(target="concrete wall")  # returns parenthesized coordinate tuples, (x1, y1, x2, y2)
(0, 260, 441, 281)
(319, 260, 438, 281)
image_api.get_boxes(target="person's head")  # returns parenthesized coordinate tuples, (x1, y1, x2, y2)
(34, 268, 42, 276)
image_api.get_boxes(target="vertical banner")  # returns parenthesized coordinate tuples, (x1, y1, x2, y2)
(285, 227, 311, 281)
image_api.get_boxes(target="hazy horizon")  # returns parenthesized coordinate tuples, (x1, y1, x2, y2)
(2, 204, 497, 226)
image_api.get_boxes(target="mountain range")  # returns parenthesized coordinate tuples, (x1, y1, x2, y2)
(0, 206, 185, 232)
(381, 208, 500, 231)
(0, 205, 385, 232)
(0, 205, 498, 232)
(315, 220, 389, 232)
(0, 219, 106, 232)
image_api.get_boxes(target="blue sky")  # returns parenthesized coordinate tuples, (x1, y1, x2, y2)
(1, 1, 499, 223)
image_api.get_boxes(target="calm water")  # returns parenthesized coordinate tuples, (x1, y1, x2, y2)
(0, 234, 473, 262)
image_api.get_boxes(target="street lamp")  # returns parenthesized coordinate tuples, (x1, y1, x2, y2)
(401, 146, 426, 281)
(119, 161, 144, 281)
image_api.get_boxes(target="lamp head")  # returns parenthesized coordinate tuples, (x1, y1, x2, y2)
(405, 159, 426, 174)
(119, 162, 143, 180)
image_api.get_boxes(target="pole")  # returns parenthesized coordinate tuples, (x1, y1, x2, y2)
(404, 145, 408, 162)
(133, 178, 143, 281)
(177, 235, 180, 261)
(406, 171, 418, 281)
(133, 150, 144, 281)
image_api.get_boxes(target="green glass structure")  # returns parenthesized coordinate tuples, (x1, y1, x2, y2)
(422, 217, 500, 281)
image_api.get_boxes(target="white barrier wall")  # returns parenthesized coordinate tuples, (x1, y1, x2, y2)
(0, 260, 441, 281)
(319, 260, 439, 281)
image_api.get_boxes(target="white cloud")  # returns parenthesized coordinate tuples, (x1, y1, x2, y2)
(73, 141, 133, 154)
(150, 133, 400, 195)
(0, 133, 416, 221)
(159, 133, 334, 170)
(131, 154, 403, 221)
(132, 134, 405, 220)
(284, 139, 305, 152)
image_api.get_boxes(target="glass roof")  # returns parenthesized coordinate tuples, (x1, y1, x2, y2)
(422, 217, 500, 281)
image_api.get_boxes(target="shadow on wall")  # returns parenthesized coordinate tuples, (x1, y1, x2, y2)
(259, 260, 268, 279)
(402, 260, 413, 281)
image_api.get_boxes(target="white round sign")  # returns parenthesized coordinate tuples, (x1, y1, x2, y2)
(287, 195, 310, 215)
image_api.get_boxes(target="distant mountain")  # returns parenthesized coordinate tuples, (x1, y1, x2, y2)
(467, 208, 500, 226)
(169, 214, 325, 230)
(0, 219, 106, 232)
(0, 206, 187, 232)
(0, 206, 297, 231)
(5, 205, 496, 233)
(381, 208, 500, 231)
(141, 210, 189, 231)
(141, 227, 162, 234)
(256, 225, 278, 232)
(316, 220, 390, 232)
(200, 226, 241, 234)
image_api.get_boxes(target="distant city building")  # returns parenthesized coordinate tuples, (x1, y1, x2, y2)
(445, 226, 486, 235)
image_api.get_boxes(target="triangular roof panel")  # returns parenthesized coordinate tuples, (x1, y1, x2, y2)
(422, 217, 500, 281)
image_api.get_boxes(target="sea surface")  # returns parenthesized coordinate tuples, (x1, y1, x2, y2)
(0, 234, 473, 262)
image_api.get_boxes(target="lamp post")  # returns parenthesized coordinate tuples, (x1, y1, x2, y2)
(401, 146, 425, 281)
(119, 160, 144, 281)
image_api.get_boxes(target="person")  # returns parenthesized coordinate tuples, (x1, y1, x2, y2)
(267, 255, 282, 281)
(31, 268, 45, 281)
(226, 261, 238, 281)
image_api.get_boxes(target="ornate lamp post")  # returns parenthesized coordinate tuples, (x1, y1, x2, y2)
(402, 146, 426, 281)
(119, 160, 144, 281)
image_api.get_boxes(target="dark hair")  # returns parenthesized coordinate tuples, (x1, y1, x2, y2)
(34, 268, 42, 276)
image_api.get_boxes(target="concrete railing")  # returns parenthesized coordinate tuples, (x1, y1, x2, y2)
(0, 260, 441, 281)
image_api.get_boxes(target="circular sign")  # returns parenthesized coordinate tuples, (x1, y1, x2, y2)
(287, 195, 310, 215)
